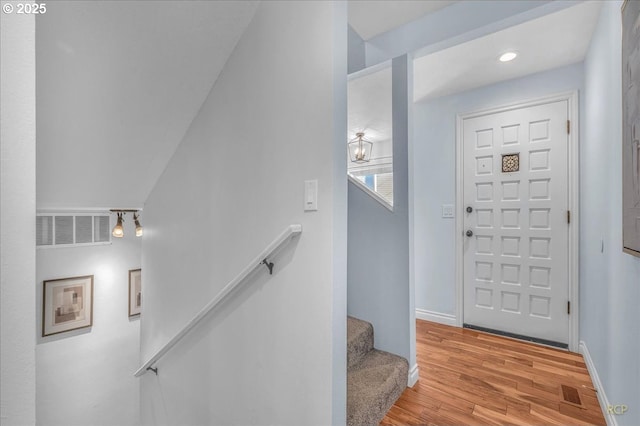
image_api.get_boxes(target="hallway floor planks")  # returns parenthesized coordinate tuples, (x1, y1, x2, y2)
(381, 320, 606, 425)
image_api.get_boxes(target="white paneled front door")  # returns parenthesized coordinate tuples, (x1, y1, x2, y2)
(462, 99, 570, 346)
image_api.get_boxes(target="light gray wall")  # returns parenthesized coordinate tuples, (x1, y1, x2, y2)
(0, 9, 37, 426)
(348, 24, 366, 74)
(413, 63, 585, 317)
(332, 3, 349, 423)
(36, 236, 142, 426)
(348, 56, 414, 369)
(582, 2, 640, 424)
(139, 2, 347, 425)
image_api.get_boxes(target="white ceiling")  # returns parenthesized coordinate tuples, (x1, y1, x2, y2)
(413, 1, 602, 101)
(36, 0, 258, 209)
(348, 0, 456, 41)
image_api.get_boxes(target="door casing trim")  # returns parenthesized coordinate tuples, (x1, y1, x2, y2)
(454, 91, 580, 352)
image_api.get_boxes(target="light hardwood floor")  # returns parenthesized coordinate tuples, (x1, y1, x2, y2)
(381, 320, 606, 425)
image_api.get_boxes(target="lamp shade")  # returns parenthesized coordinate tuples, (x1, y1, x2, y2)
(112, 213, 124, 238)
(134, 215, 143, 237)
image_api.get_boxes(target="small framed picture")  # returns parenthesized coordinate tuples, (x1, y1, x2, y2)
(622, 0, 640, 257)
(128, 269, 142, 317)
(42, 275, 93, 337)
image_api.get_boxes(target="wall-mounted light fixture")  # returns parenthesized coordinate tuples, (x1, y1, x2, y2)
(348, 132, 373, 163)
(110, 209, 143, 238)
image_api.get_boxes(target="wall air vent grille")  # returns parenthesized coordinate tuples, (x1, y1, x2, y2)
(36, 213, 111, 248)
(36, 216, 53, 246)
(55, 216, 74, 245)
(75, 216, 93, 244)
(94, 216, 110, 242)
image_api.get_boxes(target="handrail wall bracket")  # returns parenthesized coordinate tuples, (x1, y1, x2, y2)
(261, 258, 274, 275)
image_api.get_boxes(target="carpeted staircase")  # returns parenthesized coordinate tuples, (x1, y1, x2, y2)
(347, 316, 409, 426)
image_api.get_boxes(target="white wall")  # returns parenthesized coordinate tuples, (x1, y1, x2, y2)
(34, 1, 259, 210)
(582, 2, 640, 424)
(140, 2, 347, 425)
(348, 56, 414, 370)
(36, 235, 141, 426)
(0, 8, 37, 425)
(413, 63, 584, 317)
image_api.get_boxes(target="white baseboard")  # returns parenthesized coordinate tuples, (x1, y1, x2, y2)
(415, 308, 457, 326)
(408, 363, 419, 387)
(580, 341, 617, 426)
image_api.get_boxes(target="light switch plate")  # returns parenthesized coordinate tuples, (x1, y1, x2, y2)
(304, 180, 318, 211)
(442, 204, 454, 218)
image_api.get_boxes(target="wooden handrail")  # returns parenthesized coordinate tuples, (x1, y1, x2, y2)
(134, 224, 302, 377)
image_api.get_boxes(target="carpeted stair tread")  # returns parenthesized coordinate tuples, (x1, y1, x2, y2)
(347, 348, 409, 426)
(347, 316, 373, 370)
(346, 316, 408, 426)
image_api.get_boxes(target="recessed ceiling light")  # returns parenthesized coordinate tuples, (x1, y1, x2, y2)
(499, 52, 518, 62)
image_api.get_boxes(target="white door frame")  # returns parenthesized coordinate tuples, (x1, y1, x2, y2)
(454, 91, 580, 352)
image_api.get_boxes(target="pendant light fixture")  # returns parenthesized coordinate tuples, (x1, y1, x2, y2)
(110, 209, 143, 238)
(348, 132, 373, 164)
